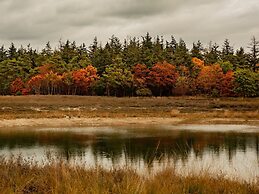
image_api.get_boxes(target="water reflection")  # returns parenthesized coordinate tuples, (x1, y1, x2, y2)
(0, 126, 258, 181)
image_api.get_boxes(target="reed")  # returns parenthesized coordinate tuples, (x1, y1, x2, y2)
(0, 157, 257, 194)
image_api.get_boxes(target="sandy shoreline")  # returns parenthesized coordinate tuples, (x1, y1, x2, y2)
(0, 117, 181, 128)
(0, 96, 258, 129)
(0, 117, 259, 129)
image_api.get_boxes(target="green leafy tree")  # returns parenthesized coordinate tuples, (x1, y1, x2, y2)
(102, 59, 133, 96)
(234, 69, 259, 97)
(219, 61, 234, 74)
(0, 59, 30, 94)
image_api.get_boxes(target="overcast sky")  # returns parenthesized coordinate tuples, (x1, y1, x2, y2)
(0, 0, 258, 50)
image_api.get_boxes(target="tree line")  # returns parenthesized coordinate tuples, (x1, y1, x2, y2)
(1, 33, 259, 97)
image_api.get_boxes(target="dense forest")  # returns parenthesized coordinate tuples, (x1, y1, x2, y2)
(0, 33, 258, 97)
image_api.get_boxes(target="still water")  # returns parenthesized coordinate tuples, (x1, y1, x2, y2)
(0, 125, 258, 182)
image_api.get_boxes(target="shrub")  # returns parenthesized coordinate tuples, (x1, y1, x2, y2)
(136, 88, 152, 97)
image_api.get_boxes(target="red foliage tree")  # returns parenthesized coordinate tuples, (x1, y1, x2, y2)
(220, 70, 235, 96)
(148, 62, 179, 96)
(72, 65, 99, 95)
(27, 64, 59, 95)
(133, 64, 150, 88)
(27, 75, 44, 94)
(10, 78, 25, 95)
(38, 64, 53, 75)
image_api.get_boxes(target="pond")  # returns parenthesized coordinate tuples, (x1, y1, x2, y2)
(0, 124, 258, 182)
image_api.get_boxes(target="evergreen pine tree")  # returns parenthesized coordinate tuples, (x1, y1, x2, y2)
(248, 36, 259, 71)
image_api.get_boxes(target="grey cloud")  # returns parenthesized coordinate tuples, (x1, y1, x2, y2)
(0, 0, 258, 49)
(104, 0, 174, 19)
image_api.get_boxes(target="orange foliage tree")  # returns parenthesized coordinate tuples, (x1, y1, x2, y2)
(220, 70, 235, 96)
(10, 78, 25, 95)
(72, 65, 99, 95)
(148, 62, 179, 96)
(191, 57, 205, 78)
(27, 75, 45, 94)
(43, 71, 63, 95)
(27, 64, 61, 95)
(196, 64, 224, 96)
(61, 72, 74, 95)
(27, 72, 63, 95)
(192, 57, 204, 67)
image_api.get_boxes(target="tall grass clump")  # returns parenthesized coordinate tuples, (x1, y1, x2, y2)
(0, 157, 258, 194)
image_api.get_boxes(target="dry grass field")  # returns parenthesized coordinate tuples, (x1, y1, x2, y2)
(0, 96, 258, 124)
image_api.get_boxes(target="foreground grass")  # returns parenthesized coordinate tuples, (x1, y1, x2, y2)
(0, 158, 258, 194)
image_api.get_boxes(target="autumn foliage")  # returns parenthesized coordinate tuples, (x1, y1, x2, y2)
(72, 65, 99, 95)
(7, 57, 255, 97)
(10, 78, 25, 95)
(195, 64, 236, 96)
(133, 64, 150, 89)
(220, 71, 235, 96)
(1, 35, 258, 97)
(196, 64, 224, 95)
(25, 65, 99, 95)
(148, 62, 179, 96)
(27, 75, 44, 94)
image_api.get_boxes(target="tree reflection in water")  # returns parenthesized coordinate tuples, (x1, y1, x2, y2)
(0, 128, 258, 180)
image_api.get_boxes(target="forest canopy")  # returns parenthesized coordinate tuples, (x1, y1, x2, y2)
(0, 34, 259, 97)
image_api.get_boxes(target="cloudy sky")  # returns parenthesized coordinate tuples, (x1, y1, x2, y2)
(0, 0, 258, 50)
